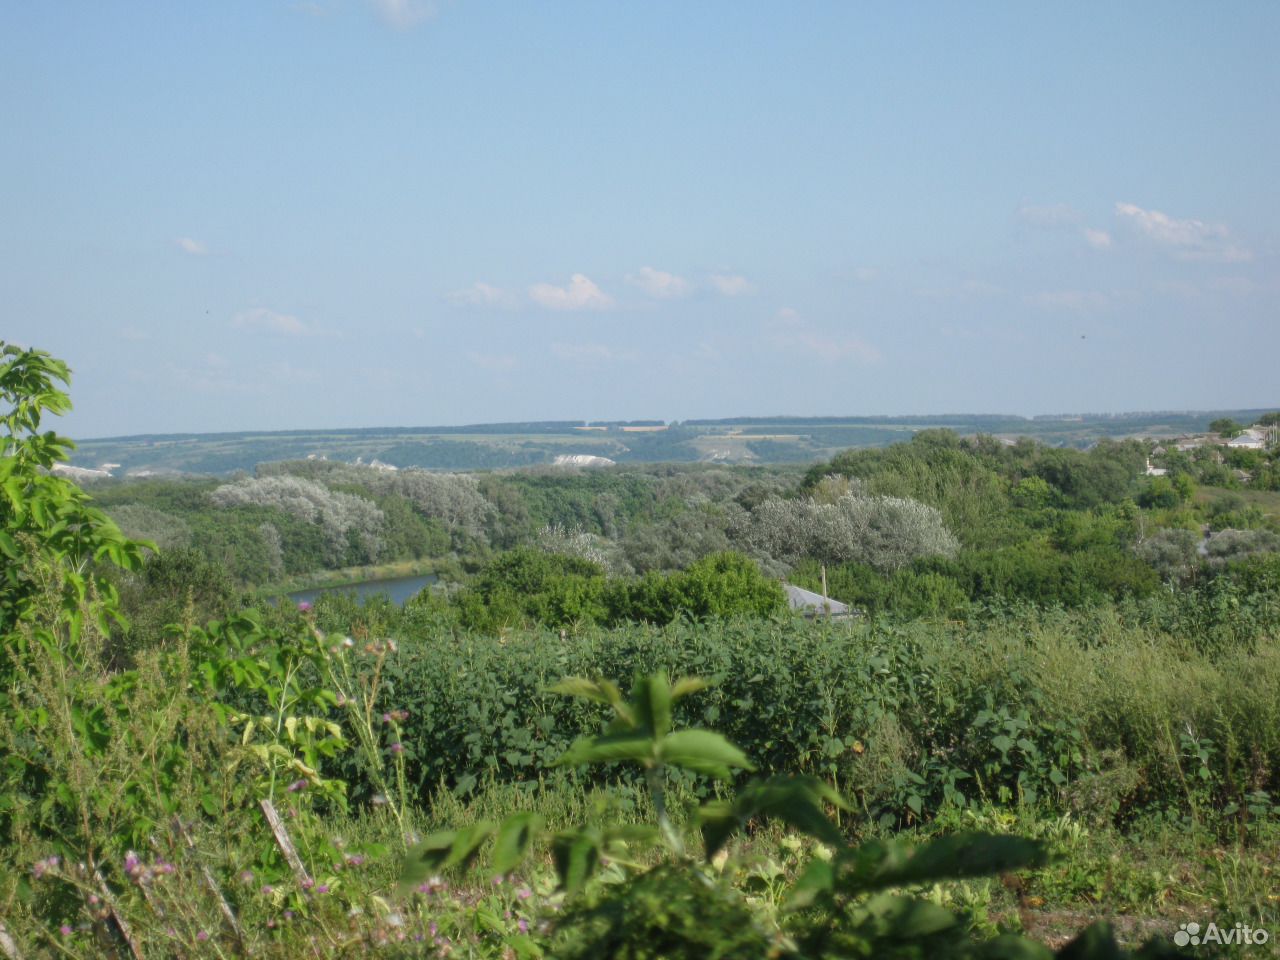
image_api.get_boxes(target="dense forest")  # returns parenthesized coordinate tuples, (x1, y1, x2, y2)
(5, 342, 1279, 957)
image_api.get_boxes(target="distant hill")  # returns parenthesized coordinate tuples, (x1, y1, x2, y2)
(68, 409, 1276, 477)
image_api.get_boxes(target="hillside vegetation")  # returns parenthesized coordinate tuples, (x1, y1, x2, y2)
(4, 342, 1279, 957)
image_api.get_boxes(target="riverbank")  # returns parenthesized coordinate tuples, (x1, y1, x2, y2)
(256, 558, 442, 599)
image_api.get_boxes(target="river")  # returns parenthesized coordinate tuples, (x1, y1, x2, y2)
(287, 572, 438, 607)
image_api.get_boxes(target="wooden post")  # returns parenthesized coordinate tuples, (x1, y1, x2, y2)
(260, 799, 312, 887)
(0, 922, 24, 960)
(92, 868, 145, 960)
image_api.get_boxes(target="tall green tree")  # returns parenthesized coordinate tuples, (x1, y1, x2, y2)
(0, 343, 146, 640)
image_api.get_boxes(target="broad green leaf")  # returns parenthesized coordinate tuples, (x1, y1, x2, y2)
(658, 729, 754, 780)
(785, 857, 835, 910)
(670, 676, 709, 702)
(861, 892, 957, 939)
(836, 833, 1049, 896)
(633, 673, 672, 739)
(556, 732, 655, 768)
(551, 829, 601, 894)
(492, 812, 544, 874)
(549, 677, 629, 722)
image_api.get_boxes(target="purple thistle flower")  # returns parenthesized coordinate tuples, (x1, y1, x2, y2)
(297, 601, 312, 612)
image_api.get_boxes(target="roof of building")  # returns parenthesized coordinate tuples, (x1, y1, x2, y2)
(783, 584, 854, 617)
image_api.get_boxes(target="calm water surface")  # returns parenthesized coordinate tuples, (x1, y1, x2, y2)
(288, 573, 438, 607)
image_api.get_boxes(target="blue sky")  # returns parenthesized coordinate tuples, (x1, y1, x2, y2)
(3, 1, 1277, 437)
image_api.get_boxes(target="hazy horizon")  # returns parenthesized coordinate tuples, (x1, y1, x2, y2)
(72, 405, 1277, 444)
(5, 2, 1277, 437)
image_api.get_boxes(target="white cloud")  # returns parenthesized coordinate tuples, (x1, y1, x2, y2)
(1083, 228, 1112, 249)
(626, 267, 690, 300)
(776, 307, 802, 325)
(551, 342, 620, 364)
(447, 282, 514, 307)
(368, 0, 436, 28)
(176, 237, 208, 256)
(231, 307, 309, 336)
(529, 274, 614, 311)
(708, 273, 756, 297)
(851, 266, 880, 283)
(1115, 202, 1251, 262)
(1018, 203, 1114, 252)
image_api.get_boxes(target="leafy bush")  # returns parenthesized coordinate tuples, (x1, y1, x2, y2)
(210, 475, 385, 565)
(741, 492, 959, 572)
(431, 548, 786, 633)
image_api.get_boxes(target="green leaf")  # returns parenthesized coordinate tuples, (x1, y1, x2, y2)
(397, 822, 497, 895)
(861, 892, 957, 939)
(549, 677, 630, 722)
(658, 729, 754, 780)
(492, 812, 544, 875)
(602, 823, 661, 848)
(785, 857, 835, 910)
(556, 732, 655, 768)
(552, 829, 601, 894)
(835, 833, 1049, 896)
(633, 673, 673, 739)
(670, 676, 709, 702)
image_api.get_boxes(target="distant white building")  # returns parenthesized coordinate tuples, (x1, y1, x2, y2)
(1145, 459, 1167, 477)
(552, 454, 616, 468)
(783, 584, 854, 619)
(51, 463, 112, 480)
(1227, 429, 1266, 450)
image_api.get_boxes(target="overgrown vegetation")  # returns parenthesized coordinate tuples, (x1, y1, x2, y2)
(4, 342, 1278, 956)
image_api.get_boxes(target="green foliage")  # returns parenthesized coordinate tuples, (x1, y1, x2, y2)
(805, 433, 1012, 547)
(1, 348, 1267, 956)
(0, 343, 147, 637)
(1210, 418, 1243, 438)
(438, 548, 786, 632)
(402, 673, 1182, 959)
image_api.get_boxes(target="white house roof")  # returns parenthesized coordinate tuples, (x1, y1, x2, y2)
(1227, 432, 1265, 447)
(783, 584, 853, 616)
